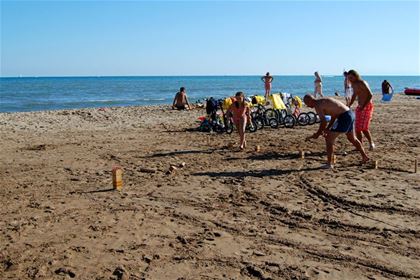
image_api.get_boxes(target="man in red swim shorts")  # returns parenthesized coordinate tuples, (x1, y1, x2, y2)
(348, 70, 376, 150)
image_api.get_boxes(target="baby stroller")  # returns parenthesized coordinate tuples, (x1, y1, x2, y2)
(250, 95, 279, 129)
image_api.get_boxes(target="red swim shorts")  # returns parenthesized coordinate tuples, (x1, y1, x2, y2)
(355, 102, 374, 132)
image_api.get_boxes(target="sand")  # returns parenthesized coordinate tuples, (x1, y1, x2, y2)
(0, 94, 419, 280)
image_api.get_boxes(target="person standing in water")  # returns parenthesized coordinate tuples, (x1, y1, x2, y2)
(261, 72, 273, 100)
(343, 71, 353, 106)
(227, 92, 251, 150)
(314, 72, 323, 98)
(348, 70, 376, 150)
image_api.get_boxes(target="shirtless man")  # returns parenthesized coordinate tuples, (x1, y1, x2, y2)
(304, 94, 369, 169)
(261, 72, 273, 100)
(172, 87, 191, 110)
(347, 70, 375, 150)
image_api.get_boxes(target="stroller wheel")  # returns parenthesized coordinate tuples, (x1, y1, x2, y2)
(284, 115, 295, 128)
(297, 113, 310, 126)
(307, 112, 317, 125)
(269, 118, 279, 128)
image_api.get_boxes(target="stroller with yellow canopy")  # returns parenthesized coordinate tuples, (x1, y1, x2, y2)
(250, 95, 279, 129)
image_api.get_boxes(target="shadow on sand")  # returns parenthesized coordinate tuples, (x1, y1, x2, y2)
(144, 148, 219, 158)
(192, 166, 324, 178)
(70, 188, 115, 195)
(225, 151, 326, 162)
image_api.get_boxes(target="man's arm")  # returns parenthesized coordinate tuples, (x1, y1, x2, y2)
(172, 93, 178, 107)
(306, 106, 327, 140)
(185, 96, 191, 109)
(349, 90, 357, 107)
(326, 116, 336, 131)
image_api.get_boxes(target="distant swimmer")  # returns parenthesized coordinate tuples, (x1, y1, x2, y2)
(348, 70, 375, 150)
(172, 87, 191, 110)
(261, 72, 273, 100)
(314, 71, 323, 98)
(304, 94, 369, 169)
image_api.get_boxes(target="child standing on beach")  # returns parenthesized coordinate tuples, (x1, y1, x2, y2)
(227, 92, 251, 150)
(314, 72, 323, 98)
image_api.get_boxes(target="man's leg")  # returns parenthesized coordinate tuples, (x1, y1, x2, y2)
(346, 131, 369, 162)
(326, 131, 340, 165)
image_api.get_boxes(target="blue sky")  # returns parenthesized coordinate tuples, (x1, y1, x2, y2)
(1, 0, 419, 76)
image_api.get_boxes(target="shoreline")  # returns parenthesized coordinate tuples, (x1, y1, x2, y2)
(0, 91, 406, 115)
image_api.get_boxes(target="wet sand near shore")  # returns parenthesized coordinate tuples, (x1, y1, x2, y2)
(0, 94, 419, 279)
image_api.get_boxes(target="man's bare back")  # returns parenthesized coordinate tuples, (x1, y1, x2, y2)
(313, 97, 349, 120)
(174, 92, 187, 106)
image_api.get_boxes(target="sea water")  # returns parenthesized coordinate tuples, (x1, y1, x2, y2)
(1, 75, 419, 112)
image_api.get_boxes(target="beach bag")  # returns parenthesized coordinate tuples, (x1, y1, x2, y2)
(206, 98, 219, 115)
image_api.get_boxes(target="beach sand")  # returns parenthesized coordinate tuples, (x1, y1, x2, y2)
(0, 94, 419, 279)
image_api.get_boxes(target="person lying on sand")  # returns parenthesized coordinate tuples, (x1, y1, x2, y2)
(304, 94, 369, 169)
(227, 92, 251, 150)
(347, 70, 375, 150)
(172, 87, 191, 110)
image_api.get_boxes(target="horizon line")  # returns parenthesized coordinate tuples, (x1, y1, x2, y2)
(2, 74, 420, 78)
